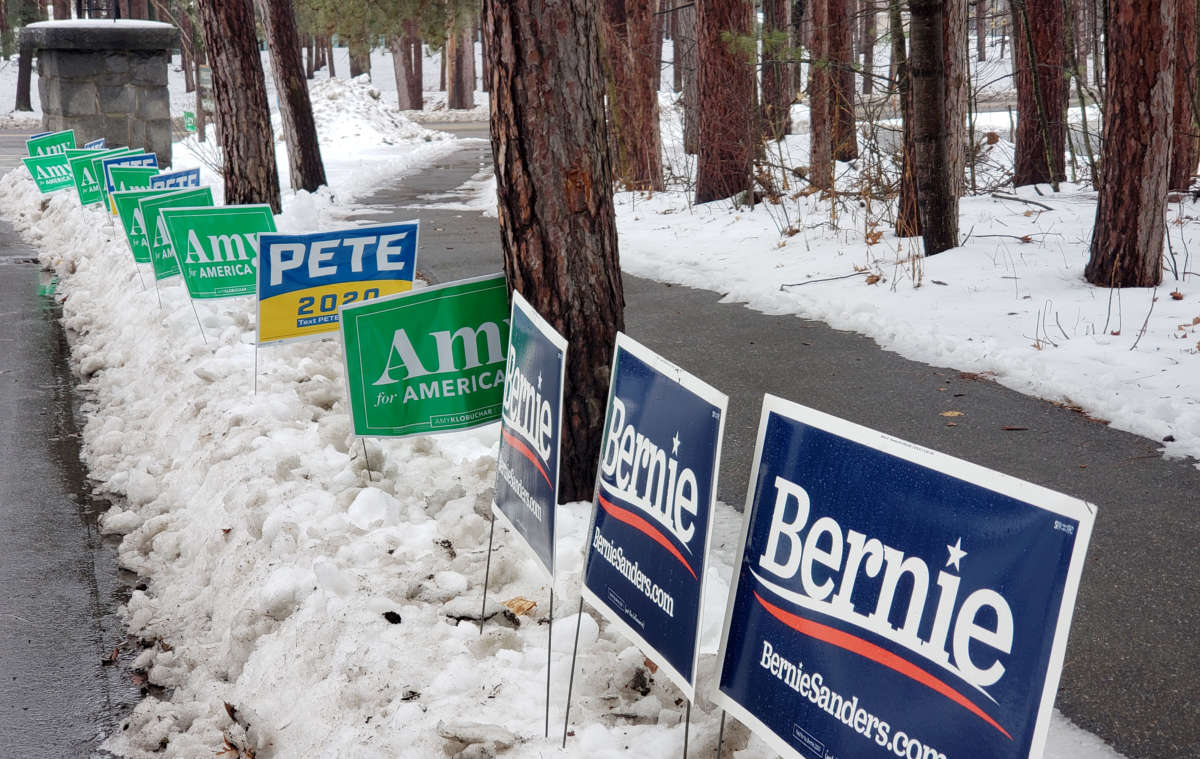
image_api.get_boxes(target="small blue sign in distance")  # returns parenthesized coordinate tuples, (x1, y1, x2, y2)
(581, 333, 727, 700)
(150, 167, 201, 190)
(713, 395, 1095, 759)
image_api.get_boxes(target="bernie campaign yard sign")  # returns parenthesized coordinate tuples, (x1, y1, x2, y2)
(160, 205, 275, 299)
(151, 168, 201, 190)
(581, 333, 728, 699)
(109, 166, 160, 193)
(257, 220, 419, 344)
(492, 290, 567, 579)
(138, 187, 214, 281)
(713, 396, 1095, 759)
(340, 273, 509, 438)
(114, 188, 171, 264)
(26, 129, 74, 157)
(23, 153, 75, 193)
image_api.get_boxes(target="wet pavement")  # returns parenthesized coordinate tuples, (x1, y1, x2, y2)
(350, 122, 1200, 759)
(0, 131, 139, 757)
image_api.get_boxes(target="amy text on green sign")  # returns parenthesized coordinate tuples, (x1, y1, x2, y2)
(23, 153, 75, 193)
(138, 188, 215, 281)
(161, 205, 276, 299)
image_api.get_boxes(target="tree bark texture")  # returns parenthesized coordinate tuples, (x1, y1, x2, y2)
(1169, 0, 1198, 190)
(761, 0, 792, 141)
(808, 0, 834, 188)
(482, 0, 625, 503)
(600, 0, 665, 190)
(678, 2, 699, 154)
(52, 0, 69, 19)
(127, 0, 147, 17)
(390, 25, 423, 110)
(672, 5, 684, 92)
(860, 0, 875, 93)
(326, 37, 336, 77)
(829, 0, 857, 160)
(15, 42, 31, 111)
(941, 0, 966, 197)
(349, 41, 370, 79)
(305, 35, 314, 79)
(447, 25, 475, 109)
(1086, 0, 1175, 287)
(695, 0, 754, 202)
(891, 0, 919, 236)
(975, 0, 986, 61)
(1011, 0, 1066, 187)
(197, 0, 281, 212)
(259, 0, 325, 193)
(792, 0, 808, 100)
(909, 0, 957, 254)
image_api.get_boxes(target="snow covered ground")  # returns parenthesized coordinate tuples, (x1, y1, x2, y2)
(0, 34, 1160, 759)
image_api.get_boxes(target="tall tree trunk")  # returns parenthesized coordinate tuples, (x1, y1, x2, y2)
(447, 24, 475, 109)
(942, 0, 967, 197)
(14, 41, 31, 111)
(860, 0, 875, 94)
(792, 0, 807, 99)
(194, 50, 207, 141)
(891, 0, 919, 236)
(326, 36, 336, 78)
(976, 0, 986, 61)
(127, 0, 147, 17)
(197, 0, 281, 212)
(305, 35, 314, 79)
(761, 0, 792, 141)
(1011, 0, 1066, 187)
(1169, 0, 1198, 190)
(695, 0, 754, 202)
(830, 0, 857, 160)
(391, 25, 423, 110)
(679, 2, 699, 154)
(182, 40, 195, 92)
(809, 0, 833, 188)
(673, 5, 684, 92)
(1086, 1, 1175, 287)
(349, 40, 370, 79)
(52, 0, 69, 19)
(601, 0, 665, 189)
(482, 0, 624, 503)
(909, 0, 957, 254)
(259, 0, 325, 193)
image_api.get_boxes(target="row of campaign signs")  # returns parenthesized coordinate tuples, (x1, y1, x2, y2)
(26, 129, 1097, 759)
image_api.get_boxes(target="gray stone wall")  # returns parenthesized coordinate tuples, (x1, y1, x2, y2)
(23, 21, 178, 167)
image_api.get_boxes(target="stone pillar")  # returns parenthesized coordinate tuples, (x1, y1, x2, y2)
(22, 20, 179, 166)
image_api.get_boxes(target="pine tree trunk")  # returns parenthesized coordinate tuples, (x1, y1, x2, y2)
(1086, 1, 1175, 287)
(909, 0, 957, 254)
(601, 0, 665, 189)
(976, 0, 987, 61)
(860, 0, 875, 94)
(696, 0, 754, 202)
(259, 0, 325, 193)
(52, 0, 69, 19)
(761, 0, 792, 141)
(305, 35, 314, 79)
(128, 0, 147, 17)
(349, 40, 370, 79)
(891, 0, 919, 236)
(482, 0, 624, 503)
(829, 0, 857, 160)
(194, 51, 207, 141)
(1011, 0, 1066, 187)
(679, 2, 699, 154)
(1168, 0, 1198, 190)
(447, 25, 475, 109)
(326, 37, 336, 78)
(792, 0, 807, 99)
(182, 42, 195, 93)
(673, 5, 684, 92)
(14, 41, 31, 112)
(391, 27, 424, 111)
(197, 0, 281, 212)
(808, 0, 834, 188)
(942, 0, 966, 197)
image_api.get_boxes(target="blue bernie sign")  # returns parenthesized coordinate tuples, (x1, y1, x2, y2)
(713, 395, 1095, 759)
(150, 167, 201, 190)
(581, 333, 727, 699)
(492, 291, 566, 580)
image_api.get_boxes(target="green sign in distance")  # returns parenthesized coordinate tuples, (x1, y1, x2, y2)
(138, 188, 214, 281)
(341, 273, 511, 438)
(69, 147, 131, 206)
(113, 188, 171, 263)
(23, 153, 75, 193)
(108, 166, 160, 193)
(26, 129, 75, 157)
(91, 148, 142, 209)
(183, 111, 196, 132)
(160, 205, 276, 299)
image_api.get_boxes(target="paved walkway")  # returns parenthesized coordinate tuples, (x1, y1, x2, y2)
(0, 132, 138, 756)
(347, 123, 1200, 759)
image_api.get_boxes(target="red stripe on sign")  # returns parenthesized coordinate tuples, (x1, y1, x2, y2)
(501, 426, 553, 489)
(752, 591, 1012, 741)
(597, 492, 697, 580)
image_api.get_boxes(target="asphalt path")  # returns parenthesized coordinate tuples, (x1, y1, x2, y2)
(0, 133, 139, 756)
(348, 122, 1200, 759)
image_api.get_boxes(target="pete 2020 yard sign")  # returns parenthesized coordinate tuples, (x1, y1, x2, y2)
(491, 290, 567, 579)
(257, 221, 418, 344)
(581, 333, 728, 699)
(340, 273, 509, 438)
(713, 395, 1095, 759)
